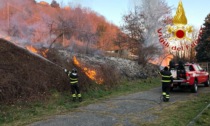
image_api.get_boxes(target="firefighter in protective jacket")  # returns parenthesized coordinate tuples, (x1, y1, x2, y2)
(159, 66, 173, 102)
(64, 68, 82, 102)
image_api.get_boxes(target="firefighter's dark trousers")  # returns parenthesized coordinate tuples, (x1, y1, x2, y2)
(162, 82, 171, 102)
(71, 83, 82, 101)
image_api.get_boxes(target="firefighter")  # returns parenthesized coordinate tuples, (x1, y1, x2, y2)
(177, 61, 186, 79)
(159, 66, 173, 102)
(64, 68, 82, 102)
(169, 60, 175, 71)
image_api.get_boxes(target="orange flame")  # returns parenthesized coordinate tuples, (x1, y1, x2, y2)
(26, 46, 48, 58)
(73, 56, 103, 84)
(26, 45, 38, 53)
(41, 49, 49, 58)
(149, 54, 173, 67)
(4, 36, 12, 41)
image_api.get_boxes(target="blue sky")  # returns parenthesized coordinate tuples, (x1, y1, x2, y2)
(36, 0, 210, 28)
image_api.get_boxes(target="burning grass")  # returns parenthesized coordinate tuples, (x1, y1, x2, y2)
(73, 56, 104, 84)
(26, 45, 38, 53)
(26, 45, 49, 58)
(71, 56, 121, 92)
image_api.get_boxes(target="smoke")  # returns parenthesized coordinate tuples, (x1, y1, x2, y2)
(140, 0, 171, 47)
(0, 0, 6, 9)
(0, 0, 54, 49)
(0, 0, 120, 57)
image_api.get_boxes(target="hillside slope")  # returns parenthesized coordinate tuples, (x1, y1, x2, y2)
(0, 39, 68, 103)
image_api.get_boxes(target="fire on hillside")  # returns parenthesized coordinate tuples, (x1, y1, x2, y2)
(26, 45, 38, 53)
(73, 56, 103, 84)
(25, 45, 104, 84)
(26, 45, 49, 58)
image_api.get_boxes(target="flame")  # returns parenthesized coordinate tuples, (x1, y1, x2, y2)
(150, 54, 173, 67)
(26, 46, 48, 58)
(73, 56, 103, 84)
(4, 36, 12, 41)
(73, 56, 80, 66)
(26, 45, 38, 53)
(173, 0, 187, 25)
(41, 49, 49, 58)
(161, 55, 173, 67)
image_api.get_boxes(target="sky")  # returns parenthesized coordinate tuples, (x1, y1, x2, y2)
(36, 0, 210, 28)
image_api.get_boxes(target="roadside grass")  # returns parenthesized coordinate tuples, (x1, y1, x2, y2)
(194, 103, 210, 126)
(0, 77, 160, 126)
(138, 92, 210, 126)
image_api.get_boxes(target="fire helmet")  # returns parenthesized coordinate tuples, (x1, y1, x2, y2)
(164, 66, 169, 71)
(72, 68, 77, 73)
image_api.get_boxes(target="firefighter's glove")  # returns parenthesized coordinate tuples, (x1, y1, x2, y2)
(64, 69, 67, 73)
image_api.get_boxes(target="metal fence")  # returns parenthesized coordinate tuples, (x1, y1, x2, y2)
(198, 62, 210, 73)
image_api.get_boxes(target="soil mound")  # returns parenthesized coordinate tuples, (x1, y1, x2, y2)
(0, 39, 68, 104)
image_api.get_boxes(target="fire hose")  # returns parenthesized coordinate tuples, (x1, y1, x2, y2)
(33, 52, 66, 70)
(46, 59, 65, 70)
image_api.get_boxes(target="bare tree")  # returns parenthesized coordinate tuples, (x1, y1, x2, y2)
(121, 0, 171, 65)
(122, 8, 144, 54)
(138, 44, 160, 66)
(51, 0, 60, 8)
(114, 31, 128, 56)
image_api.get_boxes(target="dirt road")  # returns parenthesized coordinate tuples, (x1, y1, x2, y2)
(29, 86, 210, 126)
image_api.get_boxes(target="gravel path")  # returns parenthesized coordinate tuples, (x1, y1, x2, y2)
(29, 86, 210, 126)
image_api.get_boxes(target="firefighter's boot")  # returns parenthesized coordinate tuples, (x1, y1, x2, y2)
(78, 94, 82, 102)
(72, 94, 76, 102)
(165, 95, 170, 102)
(162, 92, 167, 102)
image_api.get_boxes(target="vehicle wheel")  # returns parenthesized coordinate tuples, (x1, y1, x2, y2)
(204, 78, 209, 87)
(191, 80, 198, 93)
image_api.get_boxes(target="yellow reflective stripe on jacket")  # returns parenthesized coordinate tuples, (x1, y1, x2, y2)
(161, 75, 172, 78)
(70, 81, 78, 84)
(70, 77, 78, 84)
(161, 80, 171, 82)
(70, 77, 78, 80)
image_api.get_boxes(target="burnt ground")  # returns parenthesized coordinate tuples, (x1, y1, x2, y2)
(29, 86, 210, 126)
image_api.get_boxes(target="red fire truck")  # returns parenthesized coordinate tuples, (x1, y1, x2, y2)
(170, 63, 209, 93)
